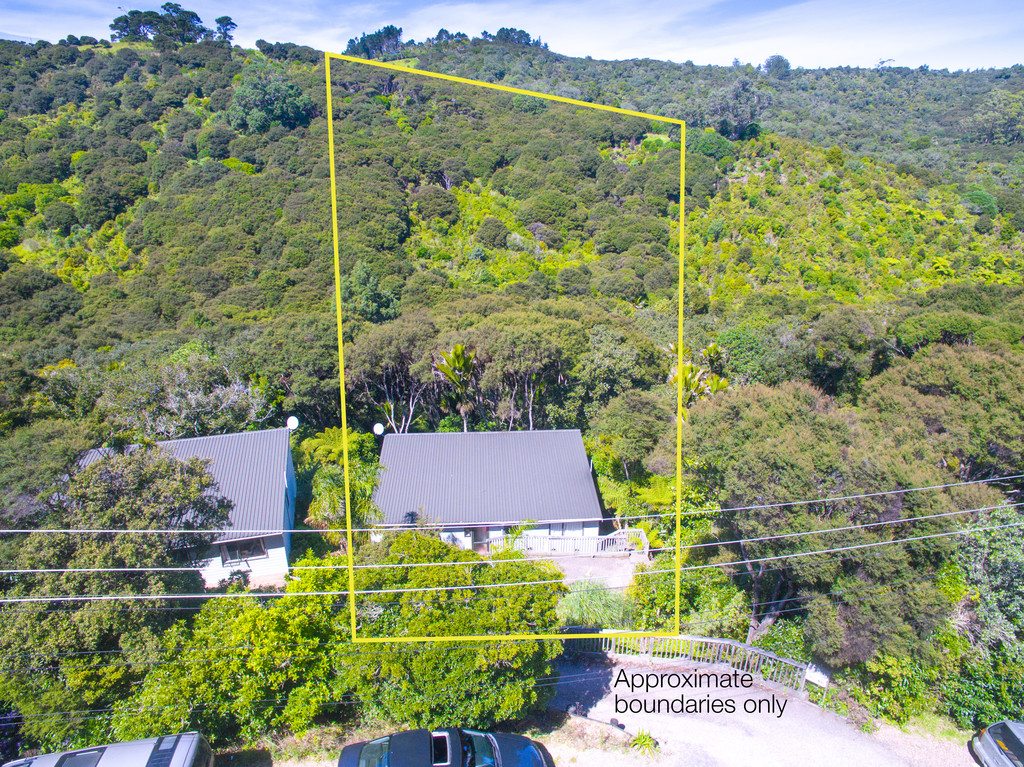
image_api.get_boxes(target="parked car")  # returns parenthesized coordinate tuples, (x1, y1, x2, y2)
(337, 727, 552, 767)
(972, 721, 1024, 767)
(1, 732, 214, 767)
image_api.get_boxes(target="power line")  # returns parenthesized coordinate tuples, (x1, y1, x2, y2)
(2, 502, 1013, 604)
(2, 498, 1013, 580)
(0, 571, 944, 673)
(0, 573, 942, 684)
(644, 501, 1022, 556)
(3, 472, 1019, 536)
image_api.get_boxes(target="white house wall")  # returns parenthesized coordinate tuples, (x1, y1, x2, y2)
(282, 453, 297, 553)
(199, 534, 289, 587)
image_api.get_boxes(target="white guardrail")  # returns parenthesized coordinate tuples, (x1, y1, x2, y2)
(563, 631, 827, 692)
(486, 528, 649, 556)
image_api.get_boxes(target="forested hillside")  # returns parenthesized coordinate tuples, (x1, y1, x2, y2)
(0, 16, 1022, 756)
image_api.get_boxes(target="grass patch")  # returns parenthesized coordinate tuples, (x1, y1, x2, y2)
(902, 711, 973, 742)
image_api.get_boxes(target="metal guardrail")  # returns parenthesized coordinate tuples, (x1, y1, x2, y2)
(563, 631, 821, 692)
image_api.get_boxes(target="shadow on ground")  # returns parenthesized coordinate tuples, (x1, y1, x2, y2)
(549, 656, 615, 717)
(215, 748, 273, 766)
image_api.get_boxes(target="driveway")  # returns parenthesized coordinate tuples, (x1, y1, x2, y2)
(547, 551, 645, 589)
(549, 656, 975, 767)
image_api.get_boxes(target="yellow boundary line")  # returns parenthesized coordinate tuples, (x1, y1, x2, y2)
(325, 51, 685, 644)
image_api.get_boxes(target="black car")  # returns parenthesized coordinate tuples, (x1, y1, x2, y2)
(337, 727, 551, 767)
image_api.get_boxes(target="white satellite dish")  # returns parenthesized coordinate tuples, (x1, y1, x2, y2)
(286, 416, 299, 430)
(373, 422, 385, 435)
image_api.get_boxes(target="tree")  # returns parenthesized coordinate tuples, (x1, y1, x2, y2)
(574, 325, 664, 421)
(434, 344, 477, 432)
(859, 346, 1024, 482)
(763, 55, 791, 79)
(475, 216, 508, 249)
(115, 535, 564, 741)
(96, 343, 276, 441)
(339, 260, 399, 323)
(108, 9, 163, 42)
(466, 315, 581, 431)
(302, 429, 381, 548)
(156, 3, 210, 44)
(108, 4, 210, 44)
(591, 390, 670, 484)
(344, 26, 403, 59)
(345, 314, 437, 433)
(347, 532, 564, 726)
(956, 504, 1024, 645)
(214, 16, 236, 43)
(962, 90, 1024, 145)
(42, 201, 77, 235)
(0, 449, 231, 748)
(682, 382, 965, 657)
(227, 61, 317, 134)
(707, 78, 772, 140)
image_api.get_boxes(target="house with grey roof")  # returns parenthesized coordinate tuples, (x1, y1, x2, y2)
(372, 429, 604, 553)
(81, 427, 296, 587)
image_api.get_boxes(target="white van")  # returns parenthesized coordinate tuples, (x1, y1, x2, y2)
(1, 732, 214, 767)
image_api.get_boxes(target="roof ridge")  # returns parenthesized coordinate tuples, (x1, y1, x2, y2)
(154, 426, 290, 448)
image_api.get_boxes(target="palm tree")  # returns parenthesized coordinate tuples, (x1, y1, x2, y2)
(434, 343, 477, 432)
(305, 461, 381, 550)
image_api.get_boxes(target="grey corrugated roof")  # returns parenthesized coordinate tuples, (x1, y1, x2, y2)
(373, 429, 603, 527)
(80, 428, 292, 543)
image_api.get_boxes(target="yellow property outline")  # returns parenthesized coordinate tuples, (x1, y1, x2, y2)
(324, 51, 685, 644)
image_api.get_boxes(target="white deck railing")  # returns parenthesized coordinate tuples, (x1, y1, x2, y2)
(485, 528, 648, 556)
(563, 631, 823, 692)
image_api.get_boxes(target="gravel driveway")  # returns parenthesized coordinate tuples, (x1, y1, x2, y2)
(550, 656, 975, 767)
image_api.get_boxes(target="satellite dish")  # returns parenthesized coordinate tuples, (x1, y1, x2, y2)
(286, 416, 299, 431)
(373, 423, 385, 436)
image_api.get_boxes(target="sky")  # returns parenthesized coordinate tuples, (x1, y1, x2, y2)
(1, 0, 1022, 71)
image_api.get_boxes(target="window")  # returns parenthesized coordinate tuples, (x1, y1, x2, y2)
(459, 731, 497, 767)
(431, 732, 450, 765)
(357, 736, 390, 767)
(55, 751, 104, 767)
(990, 724, 1024, 767)
(221, 538, 267, 564)
(191, 737, 214, 767)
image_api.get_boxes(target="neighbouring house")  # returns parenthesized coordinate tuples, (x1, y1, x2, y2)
(372, 429, 605, 554)
(80, 427, 296, 587)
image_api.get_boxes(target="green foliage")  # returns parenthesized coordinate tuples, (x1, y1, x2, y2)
(475, 215, 509, 248)
(557, 579, 633, 630)
(630, 729, 658, 757)
(957, 505, 1024, 642)
(631, 555, 749, 638)
(683, 381, 964, 660)
(94, 344, 277, 440)
(1, 26, 1024, 747)
(109, 5, 212, 44)
(763, 55, 791, 80)
(0, 448, 231, 748)
(859, 345, 1024, 482)
(227, 61, 317, 133)
(345, 25, 403, 59)
(943, 643, 1024, 729)
(347, 532, 565, 726)
(592, 390, 671, 482)
(857, 655, 932, 724)
(753, 618, 809, 661)
(303, 431, 381, 547)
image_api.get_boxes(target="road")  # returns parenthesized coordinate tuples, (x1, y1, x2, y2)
(548, 657, 975, 767)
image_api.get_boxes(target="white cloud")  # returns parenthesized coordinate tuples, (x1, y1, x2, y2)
(0, 0, 1019, 69)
